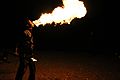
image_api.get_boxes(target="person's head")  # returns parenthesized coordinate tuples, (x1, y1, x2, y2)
(24, 17, 34, 30)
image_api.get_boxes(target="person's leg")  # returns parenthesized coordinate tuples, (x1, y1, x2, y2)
(15, 57, 27, 80)
(28, 60, 36, 80)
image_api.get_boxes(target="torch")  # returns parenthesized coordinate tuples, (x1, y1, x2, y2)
(31, 57, 37, 62)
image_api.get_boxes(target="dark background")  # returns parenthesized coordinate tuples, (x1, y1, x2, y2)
(1, 0, 118, 53)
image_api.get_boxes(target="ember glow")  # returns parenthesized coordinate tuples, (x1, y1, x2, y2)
(33, 0, 87, 26)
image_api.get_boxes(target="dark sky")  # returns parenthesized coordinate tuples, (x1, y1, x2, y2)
(1, 0, 112, 52)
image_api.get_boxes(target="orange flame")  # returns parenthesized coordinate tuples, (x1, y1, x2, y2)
(33, 0, 87, 26)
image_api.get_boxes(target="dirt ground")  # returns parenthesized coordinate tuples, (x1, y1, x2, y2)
(0, 50, 120, 80)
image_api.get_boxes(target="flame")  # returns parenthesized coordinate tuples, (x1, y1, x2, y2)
(33, 0, 87, 26)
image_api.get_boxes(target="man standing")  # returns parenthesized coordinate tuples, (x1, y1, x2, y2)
(15, 17, 37, 80)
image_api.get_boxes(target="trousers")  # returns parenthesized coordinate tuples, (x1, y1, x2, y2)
(15, 53, 36, 80)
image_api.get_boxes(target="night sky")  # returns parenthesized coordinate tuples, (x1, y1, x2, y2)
(1, 0, 115, 52)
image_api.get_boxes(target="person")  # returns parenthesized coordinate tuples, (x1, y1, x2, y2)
(15, 17, 37, 80)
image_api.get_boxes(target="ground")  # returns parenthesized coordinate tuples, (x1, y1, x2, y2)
(0, 50, 120, 80)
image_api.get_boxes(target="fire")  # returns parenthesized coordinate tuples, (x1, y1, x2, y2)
(33, 0, 87, 26)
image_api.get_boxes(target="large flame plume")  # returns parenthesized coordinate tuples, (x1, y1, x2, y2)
(33, 0, 87, 26)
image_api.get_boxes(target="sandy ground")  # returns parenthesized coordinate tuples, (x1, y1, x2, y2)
(0, 50, 120, 80)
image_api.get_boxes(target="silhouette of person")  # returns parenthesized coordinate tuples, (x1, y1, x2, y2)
(15, 17, 37, 80)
